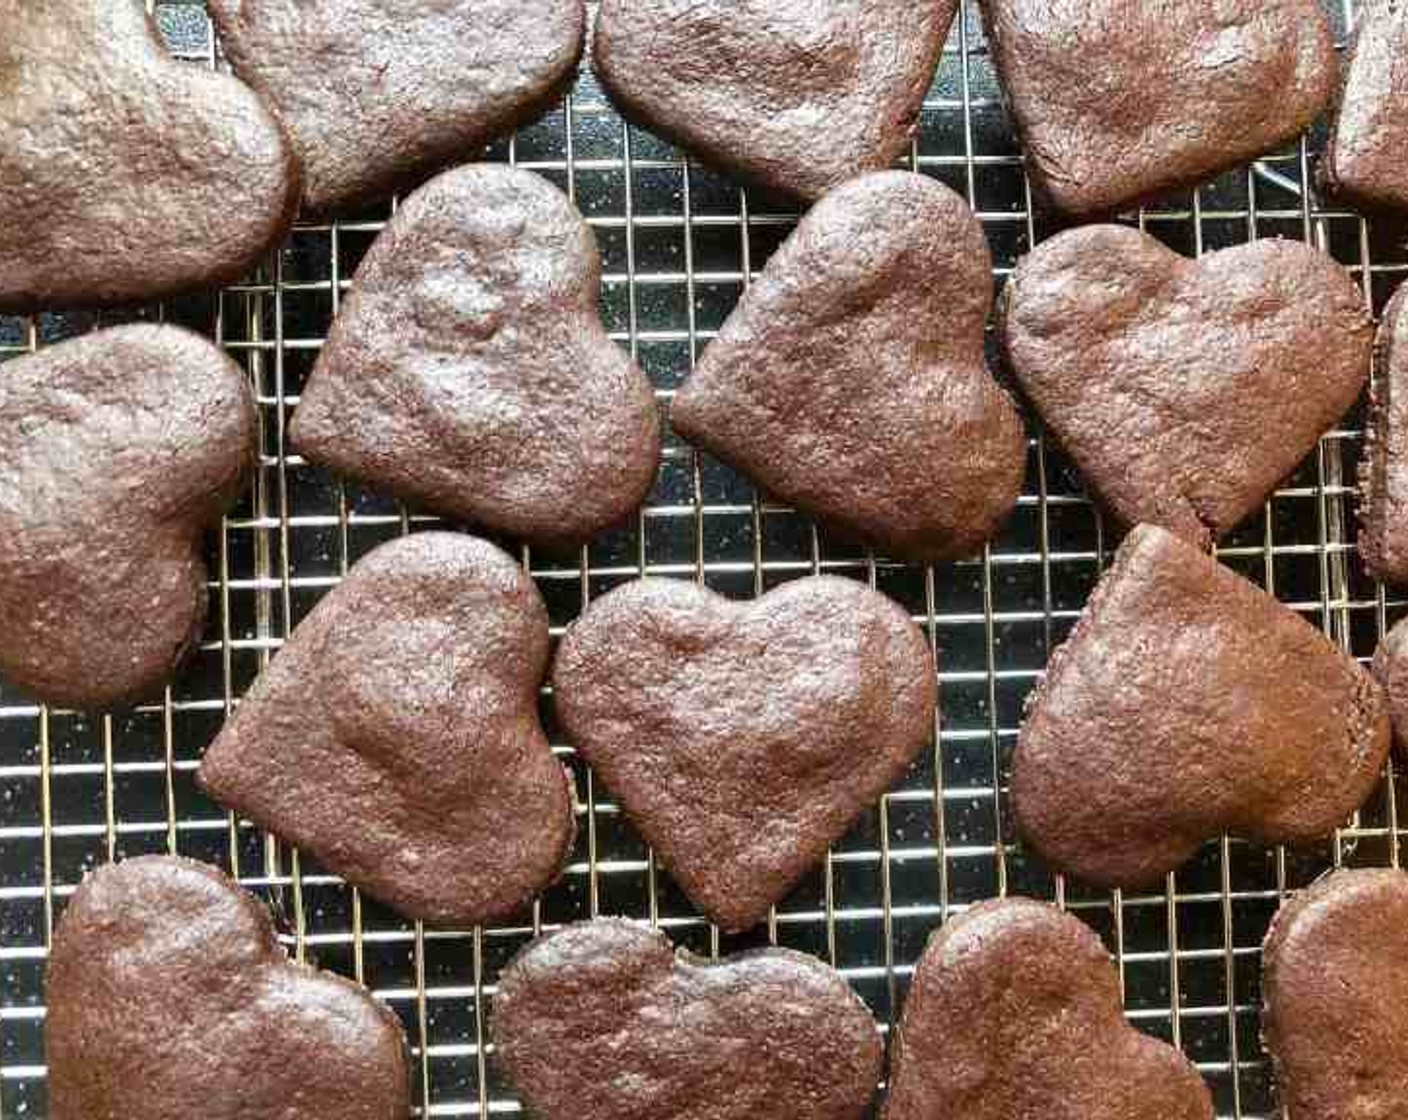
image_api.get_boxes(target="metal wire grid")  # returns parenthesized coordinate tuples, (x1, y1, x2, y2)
(1, 0, 1406, 1116)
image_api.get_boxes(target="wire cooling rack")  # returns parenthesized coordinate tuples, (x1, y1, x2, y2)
(2, 1, 1405, 1117)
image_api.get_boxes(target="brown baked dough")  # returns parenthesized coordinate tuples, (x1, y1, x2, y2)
(0, 324, 255, 710)
(1000, 226, 1372, 547)
(551, 575, 936, 932)
(1372, 615, 1408, 754)
(1014, 523, 1389, 889)
(978, 0, 1337, 218)
(0, 0, 298, 313)
(1262, 868, 1408, 1120)
(290, 165, 660, 549)
(1359, 285, 1408, 585)
(199, 531, 575, 927)
(207, 0, 585, 216)
(672, 171, 1026, 563)
(885, 897, 1212, 1120)
(493, 918, 882, 1120)
(592, 0, 955, 200)
(46, 855, 410, 1120)
(1323, 0, 1408, 215)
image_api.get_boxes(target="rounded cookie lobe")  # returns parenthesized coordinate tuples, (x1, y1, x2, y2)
(1013, 524, 1389, 889)
(0, 324, 256, 710)
(198, 531, 575, 926)
(551, 575, 936, 931)
(1358, 285, 1408, 586)
(1000, 226, 1372, 546)
(289, 165, 660, 550)
(493, 918, 882, 1120)
(46, 855, 410, 1120)
(885, 898, 1211, 1120)
(0, 0, 298, 312)
(593, 0, 956, 200)
(979, 0, 1336, 218)
(207, 0, 585, 216)
(1322, 0, 1408, 215)
(1262, 869, 1408, 1119)
(671, 171, 1026, 563)
(1372, 615, 1408, 754)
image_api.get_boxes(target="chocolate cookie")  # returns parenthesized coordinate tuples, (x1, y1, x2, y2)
(493, 918, 881, 1120)
(0, 325, 255, 710)
(1359, 286, 1408, 585)
(1262, 868, 1408, 1119)
(1372, 615, 1408, 753)
(885, 898, 1212, 1120)
(672, 171, 1026, 562)
(47, 855, 409, 1120)
(290, 166, 660, 549)
(198, 531, 574, 926)
(1013, 523, 1389, 889)
(1323, 0, 1408, 215)
(0, 0, 298, 313)
(1000, 227, 1372, 547)
(551, 575, 936, 932)
(207, 0, 584, 216)
(592, 0, 954, 200)
(978, 0, 1337, 218)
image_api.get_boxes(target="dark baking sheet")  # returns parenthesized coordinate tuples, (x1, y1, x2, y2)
(1, 2, 1403, 1117)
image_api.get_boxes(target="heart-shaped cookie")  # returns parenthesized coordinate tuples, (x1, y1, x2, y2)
(1323, 0, 1408, 215)
(290, 165, 660, 549)
(1359, 286, 1408, 585)
(493, 918, 882, 1120)
(47, 855, 409, 1120)
(0, 0, 298, 313)
(885, 897, 1212, 1120)
(979, 0, 1336, 218)
(198, 531, 574, 926)
(551, 575, 936, 932)
(671, 171, 1026, 563)
(0, 324, 255, 710)
(1014, 524, 1390, 889)
(1263, 868, 1408, 1119)
(207, 0, 584, 216)
(592, 1, 954, 200)
(1000, 226, 1372, 547)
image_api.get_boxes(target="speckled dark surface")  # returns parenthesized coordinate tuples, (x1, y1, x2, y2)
(0, 0, 298, 312)
(978, 0, 1337, 218)
(0, 324, 255, 711)
(1323, 0, 1408, 215)
(1373, 614, 1408, 755)
(199, 532, 575, 927)
(207, 0, 584, 217)
(592, 0, 955, 200)
(1262, 868, 1408, 1120)
(1014, 524, 1390, 889)
(46, 855, 410, 1120)
(1359, 285, 1408, 585)
(290, 165, 660, 550)
(672, 172, 1026, 563)
(493, 918, 882, 1120)
(885, 897, 1212, 1120)
(552, 575, 936, 932)
(1000, 226, 1372, 547)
